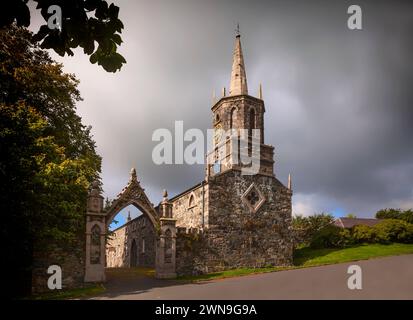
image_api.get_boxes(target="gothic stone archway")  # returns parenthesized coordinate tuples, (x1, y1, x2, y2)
(84, 168, 177, 282)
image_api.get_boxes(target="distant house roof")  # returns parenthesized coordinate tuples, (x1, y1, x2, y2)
(334, 217, 382, 229)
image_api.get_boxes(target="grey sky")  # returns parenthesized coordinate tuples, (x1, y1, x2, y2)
(30, 0, 413, 219)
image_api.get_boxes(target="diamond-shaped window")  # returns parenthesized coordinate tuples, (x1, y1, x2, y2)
(242, 183, 265, 213)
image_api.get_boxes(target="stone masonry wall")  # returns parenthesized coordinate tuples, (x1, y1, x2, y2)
(175, 170, 293, 275)
(32, 240, 85, 293)
(106, 214, 156, 268)
(170, 183, 209, 229)
(106, 227, 126, 267)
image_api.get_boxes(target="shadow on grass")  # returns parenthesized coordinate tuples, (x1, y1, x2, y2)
(28, 284, 106, 300)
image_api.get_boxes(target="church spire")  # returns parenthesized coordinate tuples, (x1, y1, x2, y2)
(229, 28, 248, 96)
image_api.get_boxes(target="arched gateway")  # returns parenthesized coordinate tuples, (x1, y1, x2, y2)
(84, 168, 177, 282)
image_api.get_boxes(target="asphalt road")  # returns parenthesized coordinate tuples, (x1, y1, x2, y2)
(92, 254, 413, 300)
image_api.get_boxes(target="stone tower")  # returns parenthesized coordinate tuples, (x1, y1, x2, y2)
(207, 33, 274, 178)
(202, 32, 293, 269)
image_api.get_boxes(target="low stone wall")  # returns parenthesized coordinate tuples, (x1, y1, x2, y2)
(175, 228, 210, 275)
(32, 242, 85, 294)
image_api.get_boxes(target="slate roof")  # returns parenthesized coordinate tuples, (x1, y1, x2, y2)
(334, 217, 383, 229)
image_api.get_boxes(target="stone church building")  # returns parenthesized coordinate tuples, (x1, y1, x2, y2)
(104, 32, 293, 276)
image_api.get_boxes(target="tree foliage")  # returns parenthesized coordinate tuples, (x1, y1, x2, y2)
(0, 0, 126, 72)
(376, 208, 413, 224)
(292, 213, 335, 245)
(0, 26, 101, 297)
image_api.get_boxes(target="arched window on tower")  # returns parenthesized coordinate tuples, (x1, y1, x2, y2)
(249, 108, 256, 136)
(230, 107, 237, 130)
(248, 108, 256, 156)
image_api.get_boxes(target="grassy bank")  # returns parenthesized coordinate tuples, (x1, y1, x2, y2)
(293, 243, 413, 267)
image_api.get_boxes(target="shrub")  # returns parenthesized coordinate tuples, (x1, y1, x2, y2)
(352, 225, 375, 243)
(304, 213, 413, 249)
(373, 219, 413, 244)
(339, 228, 356, 247)
(309, 220, 413, 249)
(310, 225, 343, 249)
(398, 223, 413, 243)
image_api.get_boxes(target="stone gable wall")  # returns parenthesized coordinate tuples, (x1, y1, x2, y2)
(170, 183, 209, 229)
(175, 170, 293, 275)
(207, 170, 293, 267)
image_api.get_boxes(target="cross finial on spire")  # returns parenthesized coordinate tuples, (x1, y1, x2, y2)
(229, 27, 248, 96)
(235, 23, 240, 37)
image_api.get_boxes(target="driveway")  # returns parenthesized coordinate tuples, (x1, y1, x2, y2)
(91, 254, 413, 299)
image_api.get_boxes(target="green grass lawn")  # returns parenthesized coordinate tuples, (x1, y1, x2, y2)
(293, 243, 413, 267)
(180, 243, 413, 282)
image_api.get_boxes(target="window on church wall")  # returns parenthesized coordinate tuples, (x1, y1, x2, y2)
(213, 161, 221, 174)
(188, 194, 195, 208)
(142, 238, 145, 254)
(241, 183, 266, 214)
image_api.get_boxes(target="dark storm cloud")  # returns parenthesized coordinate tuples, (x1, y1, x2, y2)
(30, 0, 413, 216)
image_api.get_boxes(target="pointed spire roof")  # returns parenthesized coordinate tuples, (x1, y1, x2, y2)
(229, 32, 248, 96)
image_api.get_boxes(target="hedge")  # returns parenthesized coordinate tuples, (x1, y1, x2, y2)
(310, 219, 413, 248)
